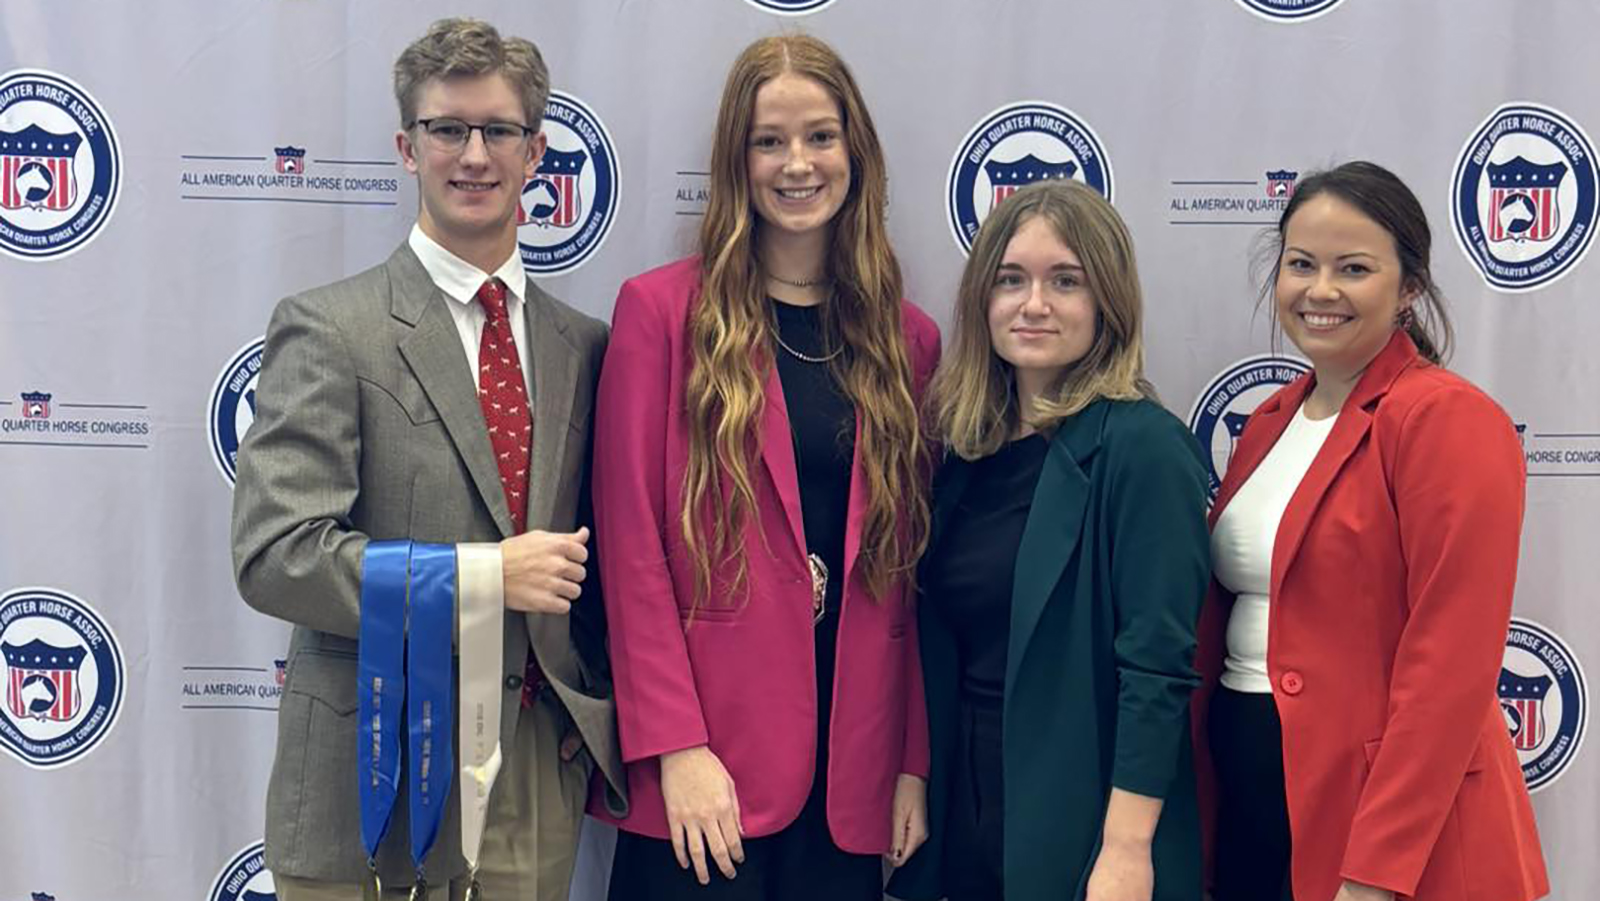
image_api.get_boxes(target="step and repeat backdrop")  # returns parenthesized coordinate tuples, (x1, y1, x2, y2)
(2, 0, 1596, 898)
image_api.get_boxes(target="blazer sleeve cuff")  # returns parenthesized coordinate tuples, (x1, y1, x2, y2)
(621, 727, 712, 765)
(1337, 858, 1416, 899)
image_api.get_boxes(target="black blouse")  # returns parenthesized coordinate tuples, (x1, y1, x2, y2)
(770, 298, 854, 764)
(923, 433, 1049, 707)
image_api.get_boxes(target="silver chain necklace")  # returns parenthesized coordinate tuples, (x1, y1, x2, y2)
(771, 292, 843, 363)
(772, 328, 844, 364)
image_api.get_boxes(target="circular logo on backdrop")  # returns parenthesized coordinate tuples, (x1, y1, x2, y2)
(0, 587, 125, 769)
(0, 69, 122, 261)
(1500, 618, 1587, 792)
(208, 841, 277, 901)
(1233, 0, 1346, 22)
(947, 101, 1114, 254)
(1187, 354, 1310, 498)
(1451, 103, 1599, 292)
(743, 0, 838, 13)
(209, 337, 266, 486)
(517, 91, 619, 276)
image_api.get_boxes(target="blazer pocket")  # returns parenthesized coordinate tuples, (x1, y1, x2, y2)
(678, 603, 741, 624)
(358, 375, 441, 426)
(1363, 737, 1487, 773)
(287, 649, 360, 716)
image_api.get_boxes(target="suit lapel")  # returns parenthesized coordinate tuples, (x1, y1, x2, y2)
(840, 413, 873, 594)
(390, 246, 515, 538)
(1006, 402, 1107, 693)
(522, 283, 576, 533)
(518, 283, 582, 680)
(1268, 404, 1372, 600)
(1269, 331, 1419, 599)
(1207, 382, 1307, 528)
(758, 361, 808, 560)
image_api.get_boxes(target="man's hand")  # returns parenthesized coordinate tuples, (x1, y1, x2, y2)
(886, 773, 928, 867)
(660, 745, 744, 885)
(501, 526, 589, 614)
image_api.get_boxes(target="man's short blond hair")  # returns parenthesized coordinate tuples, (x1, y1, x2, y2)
(393, 18, 549, 131)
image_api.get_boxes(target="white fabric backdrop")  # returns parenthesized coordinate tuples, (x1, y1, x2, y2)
(2, 1, 1594, 898)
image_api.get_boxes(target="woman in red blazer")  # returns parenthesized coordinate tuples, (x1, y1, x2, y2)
(589, 35, 938, 900)
(1193, 162, 1548, 901)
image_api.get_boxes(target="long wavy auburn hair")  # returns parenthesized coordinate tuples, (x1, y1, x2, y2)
(931, 180, 1155, 460)
(683, 34, 929, 605)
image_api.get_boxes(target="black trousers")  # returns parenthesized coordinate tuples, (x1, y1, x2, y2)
(944, 700, 1005, 901)
(1209, 686, 1295, 901)
(606, 771, 881, 901)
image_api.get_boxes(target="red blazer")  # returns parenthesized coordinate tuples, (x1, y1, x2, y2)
(1192, 331, 1548, 901)
(587, 257, 938, 853)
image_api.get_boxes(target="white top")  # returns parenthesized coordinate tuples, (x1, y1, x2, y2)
(408, 224, 533, 398)
(1210, 402, 1338, 693)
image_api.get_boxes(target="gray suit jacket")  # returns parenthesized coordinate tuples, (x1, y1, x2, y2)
(231, 242, 625, 885)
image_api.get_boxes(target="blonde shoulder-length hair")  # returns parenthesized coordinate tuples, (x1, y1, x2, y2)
(931, 179, 1155, 460)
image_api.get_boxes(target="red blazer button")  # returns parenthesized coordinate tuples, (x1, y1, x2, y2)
(1281, 671, 1304, 695)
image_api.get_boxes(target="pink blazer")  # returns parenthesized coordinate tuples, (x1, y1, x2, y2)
(587, 257, 939, 854)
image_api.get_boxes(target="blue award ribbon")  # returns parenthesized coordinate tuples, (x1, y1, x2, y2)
(358, 540, 412, 870)
(406, 542, 457, 883)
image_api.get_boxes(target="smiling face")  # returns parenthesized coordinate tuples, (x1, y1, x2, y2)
(745, 72, 851, 246)
(986, 216, 1099, 400)
(1275, 193, 1411, 380)
(397, 73, 545, 258)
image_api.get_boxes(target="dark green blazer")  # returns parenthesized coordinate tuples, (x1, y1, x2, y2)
(890, 398, 1210, 901)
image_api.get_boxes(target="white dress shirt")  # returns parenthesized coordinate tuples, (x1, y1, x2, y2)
(408, 223, 533, 399)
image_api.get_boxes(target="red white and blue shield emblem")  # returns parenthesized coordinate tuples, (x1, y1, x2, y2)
(4, 638, 87, 722)
(523, 147, 588, 227)
(1487, 157, 1566, 243)
(984, 154, 1078, 209)
(274, 145, 306, 175)
(21, 391, 51, 419)
(1499, 667, 1552, 751)
(1266, 169, 1298, 198)
(0, 124, 81, 211)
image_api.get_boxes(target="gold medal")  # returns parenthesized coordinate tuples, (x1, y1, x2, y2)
(408, 875, 428, 901)
(464, 877, 483, 901)
(362, 864, 381, 901)
(807, 552, 828, 626)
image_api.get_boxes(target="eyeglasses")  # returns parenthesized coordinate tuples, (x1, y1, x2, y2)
(410, 117, 535, 152)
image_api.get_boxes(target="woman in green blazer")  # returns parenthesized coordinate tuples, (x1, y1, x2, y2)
(888, 181, 1210, 901)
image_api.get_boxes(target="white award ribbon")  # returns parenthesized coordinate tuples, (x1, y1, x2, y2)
(455, 543, 505, 885)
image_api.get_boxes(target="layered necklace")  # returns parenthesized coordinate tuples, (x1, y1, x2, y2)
(767, 271, 842, 364)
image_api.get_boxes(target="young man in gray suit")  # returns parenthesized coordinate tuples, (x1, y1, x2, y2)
(231, 18, 622, 901)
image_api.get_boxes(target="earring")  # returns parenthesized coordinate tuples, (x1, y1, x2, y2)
(1396, 306, 1416, 327)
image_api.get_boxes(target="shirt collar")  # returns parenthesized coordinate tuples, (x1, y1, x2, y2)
(407, 223, 528, 307)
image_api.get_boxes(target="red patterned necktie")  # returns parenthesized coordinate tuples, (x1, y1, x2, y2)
(474, 278, 543, 706)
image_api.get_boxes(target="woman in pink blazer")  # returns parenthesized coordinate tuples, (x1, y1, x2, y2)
(1193, 162, 1548, 901)
(589, 34, 938, 900)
